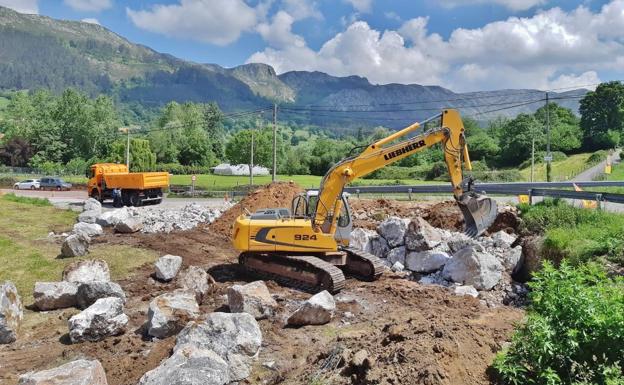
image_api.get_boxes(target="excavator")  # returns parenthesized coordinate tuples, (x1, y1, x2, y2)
(232, 109, 498, 293)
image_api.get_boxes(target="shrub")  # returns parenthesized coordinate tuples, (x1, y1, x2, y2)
(493, 262, 624, 385)
(587, 150, 608, 165)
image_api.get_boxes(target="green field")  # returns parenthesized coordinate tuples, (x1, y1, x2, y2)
(518, 153, 594, 182)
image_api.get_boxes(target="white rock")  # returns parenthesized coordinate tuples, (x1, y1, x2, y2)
(72, 222, 103, 238)
(114, 217, 143, 233)
(287, 290, 336, 326)
(227, 281, 278, 320)
(178, 266, 212, 304)
(60, 233, 90, 258)
(83, 198, 102, 214)
(63, 259, 110, 283)
(442, 246, 503, 290)
(454, 285, 479, 298)
(76, 281, 126, 309)
(18, 359, 108, 385)
(391, 261, 404, 272)
(147, 290, 199, 338)
(0, 281, 23, 344)
(96, 208, 129, 227)
(138, 344, 228, 385)
(386, 246, 406, 266)
(68, 297, 128, 343)
(175, 312, 262, 382)
(33, 282, 78, 311)
(492, 231, 517, 248)
(405, 217, 443, 251)
(78, 210, 100, 224)
(348, 228, 377, 253)
(154, 255, 183, 282)
(405, 249, 451, 273)
(377, 217, 409, 248)
(419, 272, 451, 287)
(497, 246, 523, 274)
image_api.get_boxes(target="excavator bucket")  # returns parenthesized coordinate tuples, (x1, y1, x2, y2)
(457, 191, 498, 237)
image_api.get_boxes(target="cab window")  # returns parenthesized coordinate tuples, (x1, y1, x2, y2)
(337, 197, 350, 227)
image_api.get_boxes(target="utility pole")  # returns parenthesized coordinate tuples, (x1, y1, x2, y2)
(545, 92, 552, 182)
(119, 126, 134, 169)
(531, 136, 535, 182)
(272, 103, 277, 182)
(250, 126, 254, 186)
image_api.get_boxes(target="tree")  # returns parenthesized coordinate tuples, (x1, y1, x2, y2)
(203, 103, 225, 160)
(499, 114, 543, 166)
(579, 81, 624, 150)
(534, 103, 582, 152)
(225, 129, 273, 167)
(0, 137, 33, 166)
(110, 139, 156, 172)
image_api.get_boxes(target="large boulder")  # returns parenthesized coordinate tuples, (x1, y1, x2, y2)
(73, 222, 103, 238)
(76, 281, 126, 309)
(370, 236, 390, 259)
(0, 281, 23, 344)
(492, 230, 517, 248)
(138, 344, 228, 385)
(377, 217, 409, 248)
(287, 290, 336, 326)
(175, 312, 262, 382)
(147, 290, 199, 338)
(405, 249, 451, 273)
(386, 246, 406, 266)
(33, 282, 78, 311)
(405, 218, 443, 251)
(83, 198, 102, 214)
(154, 255, 183, 282)
(60, 233, 90, 258)
(495, 246, 523, 274)
(520, 235, 545, 279)
(349, 228, 377, 253)
(68, 297, 128, 343)
(78, 210, 100, 224)
(114, 217, 143, 233)
(63, 259, 110, 283)
(96, 208, 129, 227)
(442, 246, 503, 290)
(227, 281, 278, 320)
(178, 266, 213, 304)
(18, 359, 108, 385)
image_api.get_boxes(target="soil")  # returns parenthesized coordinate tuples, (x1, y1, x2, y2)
(0, 184, 525, 385)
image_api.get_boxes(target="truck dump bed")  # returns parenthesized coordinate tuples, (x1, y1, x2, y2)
(103, 172, 169, 190)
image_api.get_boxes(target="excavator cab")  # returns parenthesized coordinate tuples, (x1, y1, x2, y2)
(292, 191, 352, 245)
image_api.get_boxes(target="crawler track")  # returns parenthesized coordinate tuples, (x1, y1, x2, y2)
(342, 247, 385, 281)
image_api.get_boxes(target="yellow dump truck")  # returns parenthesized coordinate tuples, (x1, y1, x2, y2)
(87, 163, 170, 206)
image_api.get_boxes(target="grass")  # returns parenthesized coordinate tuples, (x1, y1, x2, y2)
(518, 153, 594, 182)
(1, 192, 51, 206)
(0, 199, 158, 304)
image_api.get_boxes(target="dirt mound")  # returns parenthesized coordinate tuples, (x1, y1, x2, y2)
(209, 182, 304, 236)
(423, 200, 465, 231)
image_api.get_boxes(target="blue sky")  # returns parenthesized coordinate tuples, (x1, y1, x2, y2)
(2, 0, 623, 92)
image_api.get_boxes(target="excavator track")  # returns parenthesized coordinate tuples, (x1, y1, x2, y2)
(342, 247, 385, 281)
(239, 253, 346, 294)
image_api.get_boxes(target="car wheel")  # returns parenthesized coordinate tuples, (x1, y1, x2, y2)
(13, 185, 18, 190)
(30, 186, 36, 190)
(56, 186, 61, 191)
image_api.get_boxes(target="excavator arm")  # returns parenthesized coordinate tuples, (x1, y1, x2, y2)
(313, 109, 497, 237)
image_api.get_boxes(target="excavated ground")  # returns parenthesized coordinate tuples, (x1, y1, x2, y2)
(0, 183, 524, 385)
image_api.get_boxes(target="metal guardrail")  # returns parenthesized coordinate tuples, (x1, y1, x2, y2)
(528, 188, 624, 204)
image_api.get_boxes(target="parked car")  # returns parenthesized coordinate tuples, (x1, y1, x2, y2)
(39, 177, 72, 191)
(13, 179, 40, 190)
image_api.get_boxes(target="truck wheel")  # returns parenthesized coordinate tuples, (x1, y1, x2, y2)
(129, 192, 141, 207)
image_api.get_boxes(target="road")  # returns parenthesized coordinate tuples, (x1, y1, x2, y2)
(570, 149, 620, 182)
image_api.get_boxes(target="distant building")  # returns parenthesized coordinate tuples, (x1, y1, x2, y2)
(213, 163, 270, 176)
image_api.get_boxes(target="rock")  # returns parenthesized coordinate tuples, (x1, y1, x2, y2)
(442, 246, 503, 290)
(227, 281, 278, 320)
(405, 218, 443, 251)
(154, 255, 183, 282)
(520, 235, 544, 278)
(497, 246, 523, 274)
(391, 261, 404, 272)
(147, 290, 199, 338)
(60, 233, 90, 258)
(18, 359, 108, 385)
(492, 231, 517, 248)
(33, 282, 78, 311)
(0, 281, 23, 344)
(419, 272, 451, 286)
(96, 208, 129, 227)
(73, 222, 103, 238)
(137, 344, 228, 385)
(287, 290, 336, 326)
(370, 236, 390, 259)
(348, 228, 376, 253)
(405, 249, 451, 273)
(63, 259, 110, 283)
(377, 216, 409, 247)
(83, 198, 102, 213)
(446, 233, 480, 253)
(178, 266, 213, 304)
(454, 285, 479, 298)
(76, 281, 126, 309)
(68, 297, 128, 343)
(135, 203, 225, 234)
(114, 217, 143, 233)
(386, 246, 406, 266)
(351, 349, 372, 369)
(175, 312, 262, 382)
(78, 210, 100, 224)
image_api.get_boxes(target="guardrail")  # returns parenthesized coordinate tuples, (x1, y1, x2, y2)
(528, 188, 624, 205)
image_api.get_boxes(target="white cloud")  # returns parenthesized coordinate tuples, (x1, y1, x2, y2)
(257, 11, 306, 49)
(127, 0, 264, 46)
(437, 0, 547, 11)
(344, 0, 372, 13)
(246, 1, 624, 91)
(282, 0, 322, 20)
(81, 17, 100, 25)
(0, 0, 38, 14)
(64, 0, 112, 12)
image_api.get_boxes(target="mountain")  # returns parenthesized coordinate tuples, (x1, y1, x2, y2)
(0, 6, 587, 130)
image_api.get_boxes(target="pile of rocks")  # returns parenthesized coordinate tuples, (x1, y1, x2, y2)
(128, 203, 227, 233)
(350, 216, 526, 305)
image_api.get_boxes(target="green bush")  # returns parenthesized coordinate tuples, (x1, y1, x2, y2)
(494, 262, 624, 385)
(587, 150, 608, 165)
(149, 163, 213, 175)
(471, 169, 521, 182)
(1, 193, 51, 206)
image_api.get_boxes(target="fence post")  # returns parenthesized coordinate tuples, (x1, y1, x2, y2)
(408, 188, 412, 201)
(356, 189, 360, 199)
(528, 189, 533, 205)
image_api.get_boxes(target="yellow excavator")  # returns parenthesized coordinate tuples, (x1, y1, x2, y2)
(232, 109, 497, 293)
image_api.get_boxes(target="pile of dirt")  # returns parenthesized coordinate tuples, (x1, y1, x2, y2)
(423, 200, 465, 231)
(209, 182, 304, 236)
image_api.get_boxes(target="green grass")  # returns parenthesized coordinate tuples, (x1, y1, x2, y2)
(518, 153, 594, 182)
(1, 192, 51, 206)
(0, 199, 158, 304)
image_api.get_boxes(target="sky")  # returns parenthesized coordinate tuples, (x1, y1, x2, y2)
(1, 0, 623, 92)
